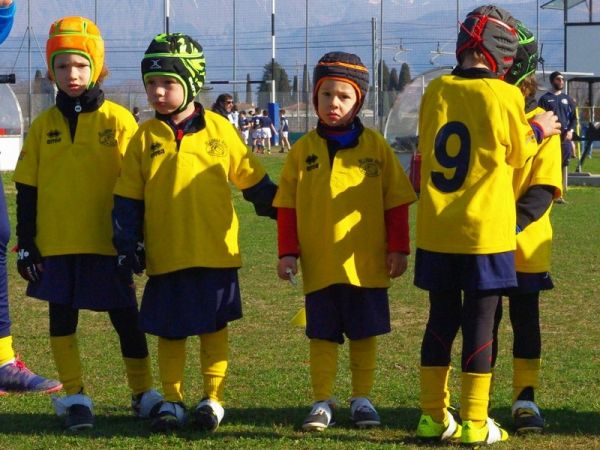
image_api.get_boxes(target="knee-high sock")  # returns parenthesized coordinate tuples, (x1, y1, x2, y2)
(460, 372, 492, 426)
(349, 336, 376, 398)
(200, 327, 228, 403)
(123, 356, 153, 396)
(0, 335, 14, 366)
(513, 358, 541, 403)
(310, 338, 338, 402)
(420, 366, 451, 423)
(158, 337, 186, 402)
(50, 334, 82, 395)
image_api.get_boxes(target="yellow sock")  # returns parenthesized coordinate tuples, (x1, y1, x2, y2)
(420, 366, 451, 423)
(513, 358, 541, 403)
(123, 356, 153, 396)
(461, 372, 492, 427)
(349, 337, 376, 398)
(200, 327, 228, 403)
(0, 336, 15, 366)
(50, 334, 82, 395)
(309, 339, 338, 402)
(158, 337, 186, 402)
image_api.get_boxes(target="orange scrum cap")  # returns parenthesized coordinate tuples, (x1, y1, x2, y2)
(46, 16, 104, 87)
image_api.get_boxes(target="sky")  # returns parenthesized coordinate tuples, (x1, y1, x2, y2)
(0, 0, 595, 88)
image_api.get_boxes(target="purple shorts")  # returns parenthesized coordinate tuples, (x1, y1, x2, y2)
(305, 284, 390, 344)
(414, 249, 517, 293)
(26, 254, 136, 311)
(140, 267, 242, 339)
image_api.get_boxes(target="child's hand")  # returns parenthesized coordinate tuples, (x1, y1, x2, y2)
(278, 256, 297, 281)
(533, 111, 561, 137)
(387, 252, 408, 278)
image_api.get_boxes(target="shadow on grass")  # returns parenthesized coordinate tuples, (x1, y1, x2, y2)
(1, 406, 598, 443)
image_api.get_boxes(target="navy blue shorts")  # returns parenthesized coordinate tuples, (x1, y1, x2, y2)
(26, 254, 136, 311)
(305, 284, 390, 344)
(140, 267, 242, 339)
(561, 141, 572, 167)
(504, 271, 554, 296)
(414, 249, 517, 293)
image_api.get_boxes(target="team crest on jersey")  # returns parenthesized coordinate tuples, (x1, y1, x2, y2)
(150, 142, 165, 158)
(98, 129, 117, 146)
(358, 158, 382, 177)
(306, 154, 319, 171)
(206, 138, 227, 157)
(46, 129, 61, 144)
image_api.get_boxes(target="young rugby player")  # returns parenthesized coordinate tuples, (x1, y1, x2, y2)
(413, 5, 560, 446)
(113, 33, 277, 433)
(491, 22, 562, 434)
(275, 51, 417, 432)
(13, 16, 161, 430)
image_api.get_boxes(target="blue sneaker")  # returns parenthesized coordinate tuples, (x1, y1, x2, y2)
(0, 359, 62, 394)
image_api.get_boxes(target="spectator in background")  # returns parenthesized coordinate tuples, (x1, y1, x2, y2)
(238, 110, 250, 145)
(279, 109, 291, 153)
(260, 109, 277, 154)
(230, 104, 239, 130)
(538, 71, 577, 203)
(211, 93, 234, 123)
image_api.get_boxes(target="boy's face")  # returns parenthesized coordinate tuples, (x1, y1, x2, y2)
(317, 79, 358, 127)
(53, 53, 92, 97)
(145, 75, 185, 115)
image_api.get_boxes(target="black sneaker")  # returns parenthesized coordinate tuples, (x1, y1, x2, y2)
(65, 403, 94, 431)
(189, 398, 224, 432)
(512, 400, 545, 433)
(302, 400, 336, 432)
(150, 401, 186, 433)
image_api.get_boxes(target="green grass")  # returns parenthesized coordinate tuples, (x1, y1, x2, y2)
(1, 154, 600, 449)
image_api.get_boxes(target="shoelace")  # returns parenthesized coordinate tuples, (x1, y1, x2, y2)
(13, 358, 33, 374)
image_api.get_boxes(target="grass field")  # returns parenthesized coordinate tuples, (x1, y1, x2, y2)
(0, 153, 599, 449)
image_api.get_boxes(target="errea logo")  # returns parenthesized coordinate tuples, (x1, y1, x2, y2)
(306, 154, 319, 171)
(150, 142, 165, 158)
(46, 129, 61, 144)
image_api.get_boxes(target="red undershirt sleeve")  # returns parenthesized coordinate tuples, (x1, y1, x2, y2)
(277, 207, 299, 258)
(385, 203, 410, 254)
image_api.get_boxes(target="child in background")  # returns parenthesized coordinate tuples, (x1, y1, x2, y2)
(113, 33, 277, 433)
(0, 0, 62, 397)
(275, 52, 417, 431)
(13, 16, 161, 430)
(414, 5, 560, 446)
(278, 109, 291, 153)
(260, 109, 277, 154)
(491, 22, 562, 434)
(239, 110, 250, 145)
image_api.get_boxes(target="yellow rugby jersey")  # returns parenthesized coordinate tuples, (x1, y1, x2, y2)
(14, 100, 137, 256)
(513, 107, 562, 273)
(274, 127, 417, 294)
(416, 74, 538, 254)
(114, 109, 266, 275)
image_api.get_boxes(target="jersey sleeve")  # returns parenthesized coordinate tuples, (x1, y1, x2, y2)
(529, 134, 563, 197)
(228, 128, 267, 190)
(116, 109, 139, 156)
(113, 129, 146, 200)
(505, 89, 538, 169)
(13, 118, 42, 187)
(273, 145, 300, 209)
(381, 138, 417, 209)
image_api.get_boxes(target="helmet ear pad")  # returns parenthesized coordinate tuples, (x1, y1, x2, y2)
(456, 5, 518, 77)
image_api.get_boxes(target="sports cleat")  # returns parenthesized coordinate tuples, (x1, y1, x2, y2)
(52, 393, 94, 431)
(302, 400, 336, 432)
(132, 389, 163, 418)
(512, 400, 545, 434)
(189, 397, 225, 432)
(416, 409, 462, 441)
(151, 401, 186, 432)
(350, 397, 381, 428)
(461, 417, 508, 447)
(0, 359, 62, 394)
